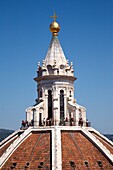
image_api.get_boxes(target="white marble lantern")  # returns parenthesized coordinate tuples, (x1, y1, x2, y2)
(26, 18, 86, 127)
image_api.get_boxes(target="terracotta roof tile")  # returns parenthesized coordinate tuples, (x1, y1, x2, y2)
(2, 131, 51, 170)
(61, 131, 113, 169)
(1, 129, 113, 169)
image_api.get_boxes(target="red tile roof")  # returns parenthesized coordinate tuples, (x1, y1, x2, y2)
(1, 129, 113, 170)
(2, 131, 51, 169)
(61, 131, 113, 169)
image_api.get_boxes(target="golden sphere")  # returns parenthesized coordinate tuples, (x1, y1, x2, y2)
(49, 21, 60, 36)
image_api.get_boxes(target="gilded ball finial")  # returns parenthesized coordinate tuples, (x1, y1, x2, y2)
(50, 12, 60, 36)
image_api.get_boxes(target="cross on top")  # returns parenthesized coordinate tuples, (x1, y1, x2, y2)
(50, 11, 58, 21)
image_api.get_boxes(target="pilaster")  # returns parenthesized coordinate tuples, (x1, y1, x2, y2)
(33, 108, 39, 127)
(45, 89, 48, 119)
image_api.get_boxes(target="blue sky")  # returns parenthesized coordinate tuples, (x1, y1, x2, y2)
(0, 0, 112, 134)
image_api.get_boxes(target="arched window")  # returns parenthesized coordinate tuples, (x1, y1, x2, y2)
(47, 65, 53, 75)
(48, 90, 52, 119)
(60, 90, 64, 120)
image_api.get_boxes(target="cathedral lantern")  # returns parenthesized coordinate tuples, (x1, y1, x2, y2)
(26, 13, 86, 127)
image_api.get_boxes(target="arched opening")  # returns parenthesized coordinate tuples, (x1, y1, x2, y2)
(47, 65, 53, 75)
(48, 90, 52, 119)
(60, 90, 64, 121)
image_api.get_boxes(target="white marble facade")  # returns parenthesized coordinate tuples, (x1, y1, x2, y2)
(26, 33, 86, 127)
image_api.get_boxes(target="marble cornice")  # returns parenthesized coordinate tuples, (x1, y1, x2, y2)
(34, 75, 77, 82)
